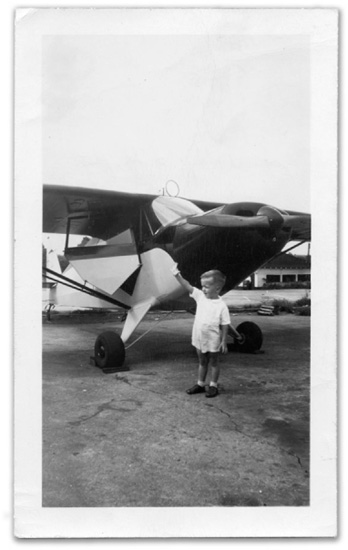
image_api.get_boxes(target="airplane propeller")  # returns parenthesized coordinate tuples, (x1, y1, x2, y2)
(186, 213, 271, 229)
(187, 205, 309, 234)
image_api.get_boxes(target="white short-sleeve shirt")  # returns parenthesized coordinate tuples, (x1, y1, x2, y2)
(190, 287, 231, 353)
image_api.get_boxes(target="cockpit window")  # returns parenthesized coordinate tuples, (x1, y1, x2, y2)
(151, 196, 203, 228)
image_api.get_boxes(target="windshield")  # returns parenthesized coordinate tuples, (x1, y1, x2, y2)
(151, 196, 203, 228)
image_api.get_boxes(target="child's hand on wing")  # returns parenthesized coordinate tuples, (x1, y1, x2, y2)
(171, 263, 181, 276)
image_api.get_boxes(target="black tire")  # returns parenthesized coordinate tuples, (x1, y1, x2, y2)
(235, 321, 263, 353)
(94, 331, 125, 371)
(228, 321, 263, 353)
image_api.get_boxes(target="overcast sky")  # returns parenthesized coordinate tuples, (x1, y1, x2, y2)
(42, 32, 310, 214)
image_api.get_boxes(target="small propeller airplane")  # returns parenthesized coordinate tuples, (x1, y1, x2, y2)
(43, 184, 311, 372)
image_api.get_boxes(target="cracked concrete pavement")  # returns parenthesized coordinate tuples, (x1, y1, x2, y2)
(42, 309, 310, 507)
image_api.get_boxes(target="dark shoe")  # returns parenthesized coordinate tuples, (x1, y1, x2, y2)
(186, 384, 206, 395)
(206, 386, 219, 398)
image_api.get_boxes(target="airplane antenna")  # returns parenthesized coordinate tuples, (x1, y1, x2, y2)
(164, 180, 180, 197)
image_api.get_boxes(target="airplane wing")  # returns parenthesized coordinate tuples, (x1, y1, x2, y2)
(43, 184, 156, 240)
(43, 185, 310, 243)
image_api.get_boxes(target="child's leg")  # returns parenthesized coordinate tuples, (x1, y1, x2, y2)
(197, 350, 209, 385)
(186, 349, 208, 394)
(206, 352, 220, 397)
(208, 352, 220, 385)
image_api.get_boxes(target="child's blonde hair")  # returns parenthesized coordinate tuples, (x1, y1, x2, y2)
(200, 269, 226, 290)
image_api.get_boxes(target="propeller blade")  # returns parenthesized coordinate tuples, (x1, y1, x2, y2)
(282, 214, 310, 227)
(187, 214, 271, 229)
(187, 206, 310, 240)
(282, 214, 311, 240)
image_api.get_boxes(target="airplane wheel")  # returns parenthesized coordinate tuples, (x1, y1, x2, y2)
(234, 321, 263, 353)
(94, 331, 125, 372)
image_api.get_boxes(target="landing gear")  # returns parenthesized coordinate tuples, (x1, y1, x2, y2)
(94, 331, 127, 373)
(228, 321, 263, 353)
(45, 303, 55, 321)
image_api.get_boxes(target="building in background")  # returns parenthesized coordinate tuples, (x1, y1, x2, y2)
(253, 254, 311, 288)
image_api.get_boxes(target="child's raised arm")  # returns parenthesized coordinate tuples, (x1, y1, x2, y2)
(171, 263, 194, 294)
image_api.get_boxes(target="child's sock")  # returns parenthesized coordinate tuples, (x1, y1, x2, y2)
(209, 381, 218, 388)
(197, 380, 205, 387)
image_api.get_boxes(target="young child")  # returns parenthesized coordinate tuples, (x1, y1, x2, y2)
(171, 264, 242, 398)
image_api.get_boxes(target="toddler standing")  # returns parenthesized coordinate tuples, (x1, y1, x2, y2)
(171, 264, 242, 397)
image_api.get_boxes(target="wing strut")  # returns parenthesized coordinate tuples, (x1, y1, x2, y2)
(256, 240, 309, 271)
(42, 267, 131, 310)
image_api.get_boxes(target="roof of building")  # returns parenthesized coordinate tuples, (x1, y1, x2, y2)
(262, 254, 311, 269)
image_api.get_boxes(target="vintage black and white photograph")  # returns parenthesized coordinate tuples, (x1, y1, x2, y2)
(14, 6, 338, 538)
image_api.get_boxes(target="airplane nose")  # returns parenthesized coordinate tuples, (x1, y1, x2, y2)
(217, 202, 285, 231)
(256, 205, 285, 231)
